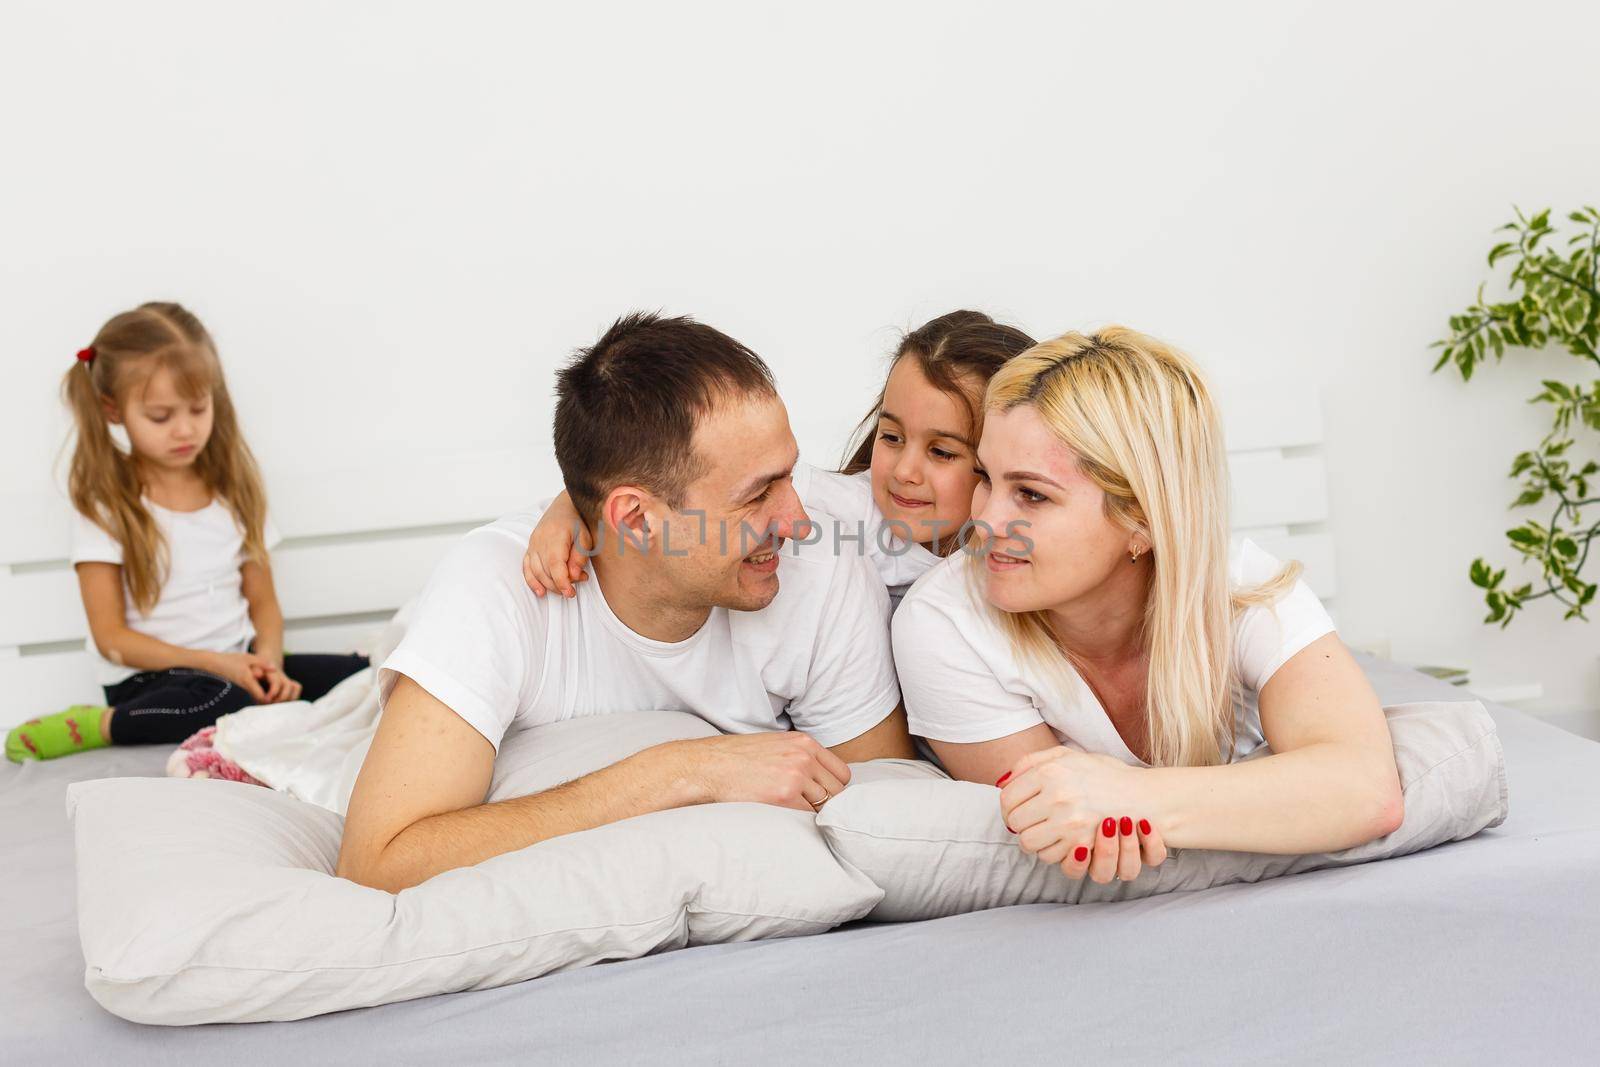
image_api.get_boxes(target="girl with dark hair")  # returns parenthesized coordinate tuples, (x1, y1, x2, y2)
(519, 310, 1035, 607)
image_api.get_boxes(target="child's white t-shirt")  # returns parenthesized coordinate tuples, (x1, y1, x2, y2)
(791, 462, 940, 610)
(891, 539, 1337, 764)
(379, 508, 903, 753)
(70, 500, 283, 687)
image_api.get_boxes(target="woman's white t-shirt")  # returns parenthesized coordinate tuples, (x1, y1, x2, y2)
(70, 500, 283, 687)
(791, 462, 940, 610)
(892, 539, 1337, 765)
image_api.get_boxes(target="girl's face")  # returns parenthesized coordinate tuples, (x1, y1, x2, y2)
(969, 405, 1139, 614)
(110, 364, 215, 471)
(869, 358, 983, 551)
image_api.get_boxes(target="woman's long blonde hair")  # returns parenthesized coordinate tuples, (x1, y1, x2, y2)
(983, 326, 1299, 767)
(61, 302, 269, 614)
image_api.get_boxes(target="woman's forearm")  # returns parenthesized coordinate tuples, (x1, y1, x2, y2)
(1142, 741, 1403, 854)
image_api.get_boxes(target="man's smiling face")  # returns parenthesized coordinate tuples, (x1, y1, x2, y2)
(656, 392, 809, 612)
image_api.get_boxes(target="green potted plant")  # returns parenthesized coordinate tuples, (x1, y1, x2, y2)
(1432, 205, 1599, 625)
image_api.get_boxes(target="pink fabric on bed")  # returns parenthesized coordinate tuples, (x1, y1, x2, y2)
(165, 726, 266, 786)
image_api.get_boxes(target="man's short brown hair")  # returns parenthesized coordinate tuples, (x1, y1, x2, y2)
(553, 312, 778, 521)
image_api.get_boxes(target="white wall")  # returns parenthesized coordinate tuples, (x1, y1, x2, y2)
(3, 0, 1596, 719)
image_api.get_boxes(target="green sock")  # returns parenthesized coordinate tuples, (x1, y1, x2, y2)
(6, 706, 111, 762)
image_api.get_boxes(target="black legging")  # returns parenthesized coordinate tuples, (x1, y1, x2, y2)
(105, 649, 369, 745)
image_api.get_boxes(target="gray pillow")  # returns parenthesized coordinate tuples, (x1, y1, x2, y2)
(70, 711, 883, 1024)
(817, 700, 1508, 921)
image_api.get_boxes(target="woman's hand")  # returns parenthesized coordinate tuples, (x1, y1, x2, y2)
(997, 747, 1169, 884)
(522, 490, 594, 598)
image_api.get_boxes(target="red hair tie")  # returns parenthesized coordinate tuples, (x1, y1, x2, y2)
(76, 347, 95, 363)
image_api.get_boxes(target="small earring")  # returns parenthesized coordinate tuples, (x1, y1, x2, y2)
(1130, 546, 1143, 564)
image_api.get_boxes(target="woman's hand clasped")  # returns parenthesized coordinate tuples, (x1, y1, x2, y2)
(996, 746, 1168, 884)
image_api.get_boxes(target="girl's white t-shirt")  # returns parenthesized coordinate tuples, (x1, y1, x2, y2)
(891, 540, 1336, 764)
(791, 463, 940, 609)
(70, 500, 283, 687)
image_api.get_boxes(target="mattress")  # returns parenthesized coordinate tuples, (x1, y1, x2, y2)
(3, 655, 1597, 1064)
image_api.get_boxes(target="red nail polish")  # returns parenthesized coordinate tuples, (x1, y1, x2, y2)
(1119, 816, 1133, 837)
(1101, 817, 1116, 838)
(1138, 818, 1151, 835)
(1073, 846, 1089, 862)
(995, 772, 1012, 787)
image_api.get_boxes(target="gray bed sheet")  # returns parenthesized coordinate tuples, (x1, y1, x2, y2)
(3, 656, 1598, 1065)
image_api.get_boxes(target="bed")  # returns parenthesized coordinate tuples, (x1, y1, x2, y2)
(6, 422, 1599, 1061)
(4, 654, 1599, 1063)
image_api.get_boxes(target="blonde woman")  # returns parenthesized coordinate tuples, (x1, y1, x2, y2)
(891, 327, 1403, 886)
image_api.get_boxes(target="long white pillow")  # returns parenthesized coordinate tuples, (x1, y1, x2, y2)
(816, 700, 1508, 921)
(70, 711, 883, 1025)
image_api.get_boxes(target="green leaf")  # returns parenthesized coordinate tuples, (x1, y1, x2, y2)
(1570, 211, 1591, 224)
(1470, 559, 1493, 587)
(1555, 536, 1580, 559)
(1485, 591, 1507, 623)
(1544, 380, 1574, 401)
(1507, 526, 1542, 547)
(1488, 241, 1515, 266)
(1512, 488, 1546, 508)
(1510, 452, 1537, 476)
(1511, 583, 1534, 600)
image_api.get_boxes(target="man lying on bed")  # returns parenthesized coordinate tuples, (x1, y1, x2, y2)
(336, 313, 917, 891)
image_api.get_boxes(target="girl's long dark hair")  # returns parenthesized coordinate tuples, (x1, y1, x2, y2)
(840, 310, 1036, 474)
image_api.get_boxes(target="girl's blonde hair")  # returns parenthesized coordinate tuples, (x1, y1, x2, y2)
(61, 302, 269, 614)
(983, 326, 1299, 767)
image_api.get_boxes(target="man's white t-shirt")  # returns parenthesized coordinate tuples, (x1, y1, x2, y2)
(790, 462, 940, 610)
(379, 508, 903, 753)
(892, 540, 1337, 764)
(70, 500, 283, 687)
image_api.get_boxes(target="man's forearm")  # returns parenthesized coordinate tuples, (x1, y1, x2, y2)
(344, 743, 707, 892)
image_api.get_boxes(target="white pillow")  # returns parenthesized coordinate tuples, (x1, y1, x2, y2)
(70, 711, 883, 1024)
(817, 700, 1508, 921)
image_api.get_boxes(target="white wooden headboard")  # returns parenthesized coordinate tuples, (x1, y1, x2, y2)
(1222, 387, 1337, 609)
(0, 397, 1332, 715)
(0, 448, 543, 713)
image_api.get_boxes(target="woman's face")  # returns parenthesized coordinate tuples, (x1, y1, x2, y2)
(969, 405, 1136, 614)
(869, 358, 983, 549)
